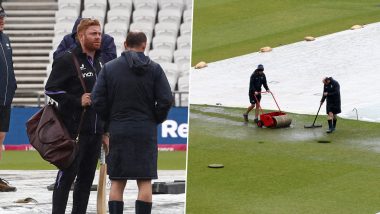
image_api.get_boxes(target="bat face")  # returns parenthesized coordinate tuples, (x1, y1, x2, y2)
(97, 147, 107, 214)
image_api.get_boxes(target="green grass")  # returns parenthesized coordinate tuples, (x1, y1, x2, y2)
(186, 105, 380, 214)
(0, 151, 187, 170)
(192, 0, 380, 65)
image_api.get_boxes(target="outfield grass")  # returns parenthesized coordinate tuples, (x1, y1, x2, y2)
(0, 151, 186, 170)
(192, 0, 380, 65)
(186, 105, 380, 214)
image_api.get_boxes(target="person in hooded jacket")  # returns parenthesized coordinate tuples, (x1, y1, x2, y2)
(243, 64, 270, 123)
(92, 31, 173, 214)
(53, 18, 117, 63)
(321, 77, 341, 133)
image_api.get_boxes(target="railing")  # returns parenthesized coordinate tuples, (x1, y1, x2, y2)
(172, 90, 189, 107)
(12, 91, 45, 107)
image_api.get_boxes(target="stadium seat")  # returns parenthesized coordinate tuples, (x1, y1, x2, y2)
(109, 0, 133, 12)
(178, 61, 190, 76)
(184, 0, 193, 9)
(84, 0, 107, 12)
(160, 62, 179, 90)
(176, 35, 191, 50)
(149, 49, 173, 64)
(174, 49, 190, 66)
(183, 9, 192, 23)
(159, 0, 184, 11)
(154, 22, 179, 37)
(82, 9, 106, 26)
(180, 22, 192, 36)
(52, 36, 64, 50)
(177, 71, 189, 106)
(158, 9, 182, 28)
(144, 48, 150, 56)
(132, 9, 157, 28)
(152, 35, 177, 51)
(104, 23, 128, 38)
(54, 22, 72, 38)
(129, 22, 154, 41)
(133, 0, 158, 11)
(113, 36, 125, 57)
(107, 9, 131, 27)
(58, 0, 81, 16)
(178, 70, 189, 90)
(55, 9, 78, 24)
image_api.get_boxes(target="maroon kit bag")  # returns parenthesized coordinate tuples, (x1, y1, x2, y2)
(26, 103, 79, 169)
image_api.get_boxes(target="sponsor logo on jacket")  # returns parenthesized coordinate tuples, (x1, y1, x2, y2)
(80, 64, 86, 70)
(82, 71, 94, 78)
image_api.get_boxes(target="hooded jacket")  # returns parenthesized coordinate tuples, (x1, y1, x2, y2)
(92, 51, 173, 134)
(0, 31, 17, 106)
(321, 78, 341, 109)
(249, 69, 269, 92)
(53, 18, 117, 63)
(45, 45, 105, 136)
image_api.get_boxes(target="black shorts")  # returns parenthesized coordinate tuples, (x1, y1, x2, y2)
(0, 105, 11, 132)
(249, 93, 261, 104)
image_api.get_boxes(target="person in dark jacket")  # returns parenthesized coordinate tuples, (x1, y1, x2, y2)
(321, 77, 341, 133)
(0, 5, 17, 192)
(243, 64, 270, 123)
(45, 19, 108, 214)
(53, 18, 117, 63)
(92, 31, 173, 214)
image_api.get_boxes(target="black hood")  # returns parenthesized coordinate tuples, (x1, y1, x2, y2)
(123, 51, 152, 75)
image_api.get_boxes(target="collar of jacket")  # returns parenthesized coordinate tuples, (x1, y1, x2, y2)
(72, 43, 101, 61)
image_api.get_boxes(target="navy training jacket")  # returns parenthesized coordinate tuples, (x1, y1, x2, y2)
(0, 32, 17, 106)
(45, 45, 105, 136)
(249, 70, 269, 92)
(91, 51, 173, 134)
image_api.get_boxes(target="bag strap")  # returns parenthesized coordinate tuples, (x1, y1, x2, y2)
(71, 53, 87, 143)
(72, 54, 87, 92)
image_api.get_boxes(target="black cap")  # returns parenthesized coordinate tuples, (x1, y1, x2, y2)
(0, 5, 7, 17)
(257, 64, 264, 71)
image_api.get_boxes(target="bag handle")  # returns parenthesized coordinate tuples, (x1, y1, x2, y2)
(71, 54, 87, 143)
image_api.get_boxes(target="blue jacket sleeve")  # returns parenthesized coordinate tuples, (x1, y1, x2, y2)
(248, 75, 254, 92)
(154, 64, 173, 124)
(92, 65, 110, 121)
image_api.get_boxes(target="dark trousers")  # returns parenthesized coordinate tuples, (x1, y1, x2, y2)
(52, 134, 102, 214)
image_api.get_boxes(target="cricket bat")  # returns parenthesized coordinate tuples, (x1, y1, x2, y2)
(97, 145, 107, 214)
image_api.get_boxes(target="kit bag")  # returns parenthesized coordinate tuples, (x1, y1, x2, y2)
(26, 102, 81, 169)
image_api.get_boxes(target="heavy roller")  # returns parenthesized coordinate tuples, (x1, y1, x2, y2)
(254, 91, 292, 128)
